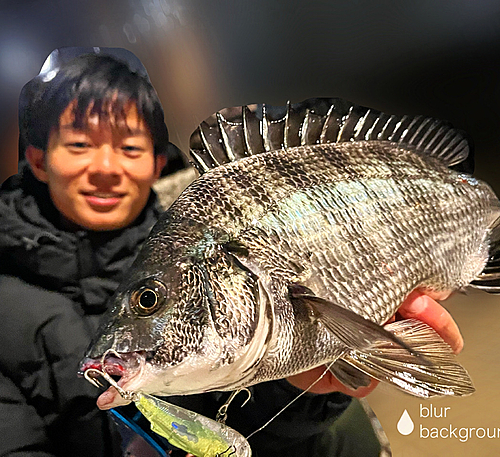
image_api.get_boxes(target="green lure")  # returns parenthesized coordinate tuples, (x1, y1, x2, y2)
(135, 391, 252, 457)
(84, 368, 252, 457)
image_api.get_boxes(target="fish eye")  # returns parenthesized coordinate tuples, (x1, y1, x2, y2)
(131, 279, 167, 316)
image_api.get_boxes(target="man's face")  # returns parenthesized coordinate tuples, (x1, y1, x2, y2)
(39, 102, 164, 231)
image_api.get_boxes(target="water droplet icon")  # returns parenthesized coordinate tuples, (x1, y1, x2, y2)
(397, 409, 414, 435)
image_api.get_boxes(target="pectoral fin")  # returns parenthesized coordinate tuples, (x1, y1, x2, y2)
(290, 289, 475, 398)
(289, 288, 419, 356)
(338, 319, 475, 397)
(329, 360, 372, 389)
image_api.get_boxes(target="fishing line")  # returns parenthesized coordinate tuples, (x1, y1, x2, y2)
(245, 361, 336, 441)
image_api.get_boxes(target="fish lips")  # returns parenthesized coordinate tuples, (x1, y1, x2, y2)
(79, 351, 153, 378)
(79, 352, 149, 410)
(79, 355, 127, 377)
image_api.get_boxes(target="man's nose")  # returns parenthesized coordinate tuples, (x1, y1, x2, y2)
(88, 145, 122, 176)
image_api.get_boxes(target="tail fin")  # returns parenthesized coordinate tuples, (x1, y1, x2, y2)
(471, 220, 500, 293)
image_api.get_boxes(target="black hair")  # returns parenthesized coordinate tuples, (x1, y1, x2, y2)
(20, 53, 170, 157)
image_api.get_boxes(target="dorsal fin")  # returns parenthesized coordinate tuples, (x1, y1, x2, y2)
(189, 97, 471, 175)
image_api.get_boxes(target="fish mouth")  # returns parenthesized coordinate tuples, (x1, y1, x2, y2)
(79, 351, 150, 410)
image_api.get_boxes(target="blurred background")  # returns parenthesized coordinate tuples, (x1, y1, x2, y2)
(1, 1, 500, 455)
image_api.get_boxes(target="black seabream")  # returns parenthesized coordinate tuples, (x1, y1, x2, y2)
(82, 98, 500, 409)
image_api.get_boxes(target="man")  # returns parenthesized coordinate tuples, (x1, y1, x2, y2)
(0, 48, 172, 456)
(0, 47, 464, 457)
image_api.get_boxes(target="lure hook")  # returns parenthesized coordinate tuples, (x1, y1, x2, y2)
(100, 348, 123, 367)
(83, 369, 105, 389)
(216, 388, 252, 424)
(83, 368, 138, 402)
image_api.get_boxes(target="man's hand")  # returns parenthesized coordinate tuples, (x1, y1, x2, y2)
(286, 290, 463, 395)
(394, 289, 463, 354)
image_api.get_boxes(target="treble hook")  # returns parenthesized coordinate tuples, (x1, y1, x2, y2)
(83, 368, 138, 402)
(216, 388, 252, 424)
(100, 348, 123, 368)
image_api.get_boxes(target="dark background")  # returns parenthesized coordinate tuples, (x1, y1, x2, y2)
(1, 3, 500, 455)
(1, 0, 500, 190)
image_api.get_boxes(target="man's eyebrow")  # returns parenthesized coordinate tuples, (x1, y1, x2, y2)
(59, 124, 149, 136)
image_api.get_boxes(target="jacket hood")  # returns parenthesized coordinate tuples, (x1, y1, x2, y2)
(0, 164, 162, 313)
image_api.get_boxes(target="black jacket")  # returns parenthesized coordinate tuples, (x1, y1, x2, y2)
(0, 168, 162, 456)
(0, 167, 362, 457)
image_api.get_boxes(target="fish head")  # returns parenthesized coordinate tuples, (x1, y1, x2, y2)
(81, 217, 272, 407)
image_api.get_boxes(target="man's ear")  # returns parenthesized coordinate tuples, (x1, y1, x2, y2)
(25, 145, 49, 183)
(154, 154, 168, 180)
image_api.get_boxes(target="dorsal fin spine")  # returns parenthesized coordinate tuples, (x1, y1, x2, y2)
(400, 116, 424, 143)
(409, 117, 432, 145)
(378, 115, 399, 141)
(367, 112, 388, 141)
(319, 104, 336, 144)
(300, 109, 311, 146)
(262, 104, 271, 152)
(190, 150, 210, 173)
(355, 109, 371, 141)
(216, 112, 236, 162)
(284, 101, 292, 149)
(189, 97, 471, 175)
(336, 107, 354, 143)
(434, 129, 455, 156)
(389, 116, 410, 142)
(362, 110, 378, 141)
(416, 119, 440, 149)
(199, 121, 221, 167)
(424, 125, 448, 151)
(242, 105, 252, 155)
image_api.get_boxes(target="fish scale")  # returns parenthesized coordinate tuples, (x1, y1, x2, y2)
(84, 98, 500, 408)
(215, 148, 486, 304)
(154, 140, 496, 383)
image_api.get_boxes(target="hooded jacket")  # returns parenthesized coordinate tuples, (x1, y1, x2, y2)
(0, 167, 162, 456)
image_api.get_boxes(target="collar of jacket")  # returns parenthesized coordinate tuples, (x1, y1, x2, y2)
(0, 165, 163, 314)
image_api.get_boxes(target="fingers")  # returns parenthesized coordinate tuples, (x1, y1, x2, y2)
(396, 290, 464, 354)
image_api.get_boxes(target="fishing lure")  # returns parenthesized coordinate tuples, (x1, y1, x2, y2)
(84, 369, 252, 457)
